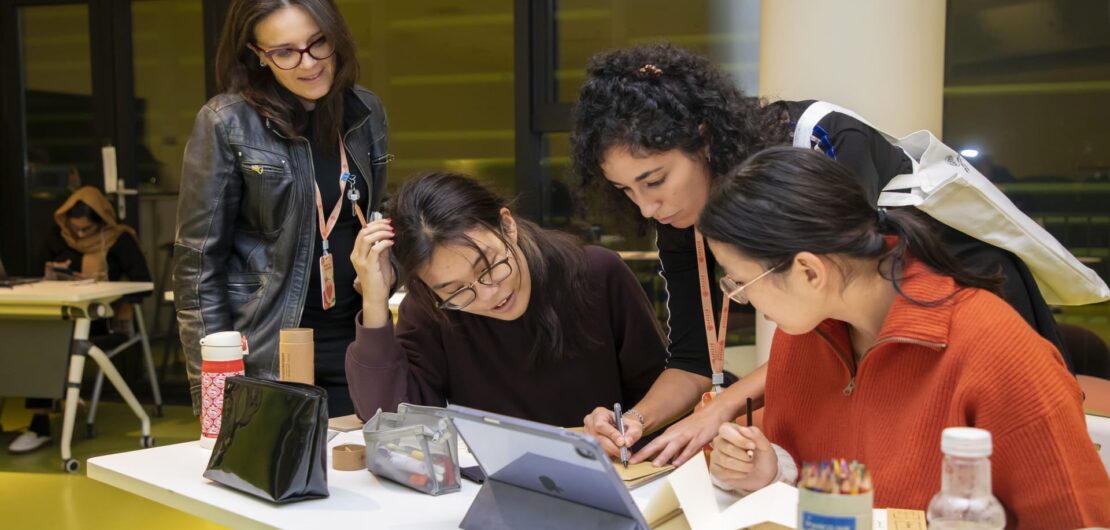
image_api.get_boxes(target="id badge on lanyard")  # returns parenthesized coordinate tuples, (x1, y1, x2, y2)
(693, 228, 729, 464)
(314, 136, 356, 310)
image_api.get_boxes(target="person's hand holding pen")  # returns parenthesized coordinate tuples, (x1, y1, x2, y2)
(709, 422, 778, 493)
(350, 216, 395, 328)
(582, 406, 644, 460)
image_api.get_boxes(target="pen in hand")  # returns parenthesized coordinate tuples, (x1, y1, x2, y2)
(613, 402, 629, 469)
(745, 397, 754, 460)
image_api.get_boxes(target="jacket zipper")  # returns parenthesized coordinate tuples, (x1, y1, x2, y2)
(816, 330, 858, 396)
(817, 331, 947, 396)
(341, 114, 373, 195)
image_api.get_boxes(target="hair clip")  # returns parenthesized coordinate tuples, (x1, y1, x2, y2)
(638, 64, 663, 78)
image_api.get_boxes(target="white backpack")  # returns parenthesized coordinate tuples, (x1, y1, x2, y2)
(793, 101, 1109, 306)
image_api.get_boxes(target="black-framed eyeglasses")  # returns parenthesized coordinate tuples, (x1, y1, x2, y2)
(719, 262, 786, 305)
(437, 252, 515, 311)
(259, 35, 334, 70)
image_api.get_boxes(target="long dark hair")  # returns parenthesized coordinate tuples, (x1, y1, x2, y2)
(389, 172, 598, 365)
(216, 0, 358, 151)
(698, 147, 1002, 305)
(570, 43, 789, 223)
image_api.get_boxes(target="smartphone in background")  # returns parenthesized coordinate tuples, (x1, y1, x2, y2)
(460, 465, 486, 484)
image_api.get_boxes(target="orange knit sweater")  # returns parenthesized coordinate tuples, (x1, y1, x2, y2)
(763, 259, 1110, 529)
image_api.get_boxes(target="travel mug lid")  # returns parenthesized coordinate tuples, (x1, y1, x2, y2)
(200, 330, 242, 348)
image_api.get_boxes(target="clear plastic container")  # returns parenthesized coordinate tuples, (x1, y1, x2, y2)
(362, 404, 461, 496)
(927, 428, 1005, 530)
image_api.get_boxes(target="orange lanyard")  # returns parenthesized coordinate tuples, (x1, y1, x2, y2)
(694, 228, 728, 393)
(313, 137, 350, 254)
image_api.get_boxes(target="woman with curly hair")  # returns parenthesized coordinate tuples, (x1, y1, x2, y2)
(570, 43, 1066, 468)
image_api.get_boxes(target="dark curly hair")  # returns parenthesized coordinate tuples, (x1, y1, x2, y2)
(570, 43, 789, 223)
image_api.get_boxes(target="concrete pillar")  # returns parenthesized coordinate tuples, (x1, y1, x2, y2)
(759, 0, 947, 136)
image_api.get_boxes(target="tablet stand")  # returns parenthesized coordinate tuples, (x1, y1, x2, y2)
(460, 479, 642, 530)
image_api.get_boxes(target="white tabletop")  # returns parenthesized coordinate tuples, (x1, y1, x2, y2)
(0, 281, 153, 305)
(88, 431, 671, 530)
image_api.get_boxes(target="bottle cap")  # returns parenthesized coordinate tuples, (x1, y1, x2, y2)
(281, 328, 314, 344)
(200, 331, 246, 361)
(941, 427, 992, 458)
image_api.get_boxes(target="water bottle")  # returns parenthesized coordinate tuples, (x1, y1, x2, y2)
(198, 331, 248, 449)
(927, 427, 1005, 530)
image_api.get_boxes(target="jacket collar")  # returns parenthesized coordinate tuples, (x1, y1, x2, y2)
(264, 86, 373, 139)
(342, 87, 374, 133)
(817, 254, 958, 352)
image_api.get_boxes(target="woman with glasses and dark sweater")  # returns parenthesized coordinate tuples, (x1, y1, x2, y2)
(345, 172, 667, 429)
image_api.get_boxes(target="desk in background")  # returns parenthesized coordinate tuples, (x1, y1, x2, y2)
(0, 281, 154, 472)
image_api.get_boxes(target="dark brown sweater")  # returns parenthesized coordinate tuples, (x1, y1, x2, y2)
(345, 246, 668, 426)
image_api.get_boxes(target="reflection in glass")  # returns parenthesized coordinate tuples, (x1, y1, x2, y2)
(553, 0, 760, 102)
(338, 0, 517, 197)
(20, 4, 97, 267)
(945, 0, 1110, 365)
(132, 0, 206, 193)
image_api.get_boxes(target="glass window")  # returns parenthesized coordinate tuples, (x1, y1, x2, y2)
(131, 0, 207, 194)
(945, 0, 1110, 363)
(20, 4, 97, 266)
(337, 0, 517, 197)
(554, 0, 761, 103)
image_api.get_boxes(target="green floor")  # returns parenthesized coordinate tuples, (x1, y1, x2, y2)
(0, 399, 225, 529)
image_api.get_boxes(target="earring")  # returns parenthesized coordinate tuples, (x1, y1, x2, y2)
(259, 59, 266, 67)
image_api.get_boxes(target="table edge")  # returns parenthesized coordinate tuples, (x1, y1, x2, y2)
(87, 458, 277, 530)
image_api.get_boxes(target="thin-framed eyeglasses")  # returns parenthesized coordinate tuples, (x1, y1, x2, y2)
(259, 35, 334, 70)
(719, 263, 784, 305)
(437, 251, 514, 310)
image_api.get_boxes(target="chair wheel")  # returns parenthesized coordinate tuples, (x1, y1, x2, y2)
(63, 459, 80, 473)
(140, 435, 155, 448)
(153, 405, 164, 418)
(85, 424, 96, 438)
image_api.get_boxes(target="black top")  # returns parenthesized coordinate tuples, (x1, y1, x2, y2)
(658, 99, 1068, 377)
(298, 111, 372, 343)
(45, 229, 151, 284)
(345, 246, 669, 427)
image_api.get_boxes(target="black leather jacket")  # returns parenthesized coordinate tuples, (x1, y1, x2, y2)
(174, 86, 389, 412)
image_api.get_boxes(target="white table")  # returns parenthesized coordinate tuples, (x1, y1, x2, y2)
(87, 430, 689, 529)
(0, 280, 155, 472)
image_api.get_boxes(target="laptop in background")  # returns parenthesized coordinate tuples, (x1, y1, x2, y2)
(0, 256, 41, 287)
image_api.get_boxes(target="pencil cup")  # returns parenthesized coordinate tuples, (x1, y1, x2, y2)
(797, 487, 872, 530)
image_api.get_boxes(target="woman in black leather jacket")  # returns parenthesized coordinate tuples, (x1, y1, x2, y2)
(174, 0, 389, 416)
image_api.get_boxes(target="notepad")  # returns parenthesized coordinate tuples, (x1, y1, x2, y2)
(615, 460, 675, 488)
(327, 414, 365, 432)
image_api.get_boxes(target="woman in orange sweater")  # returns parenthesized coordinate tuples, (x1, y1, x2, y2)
(699, 147, 1110, 528)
